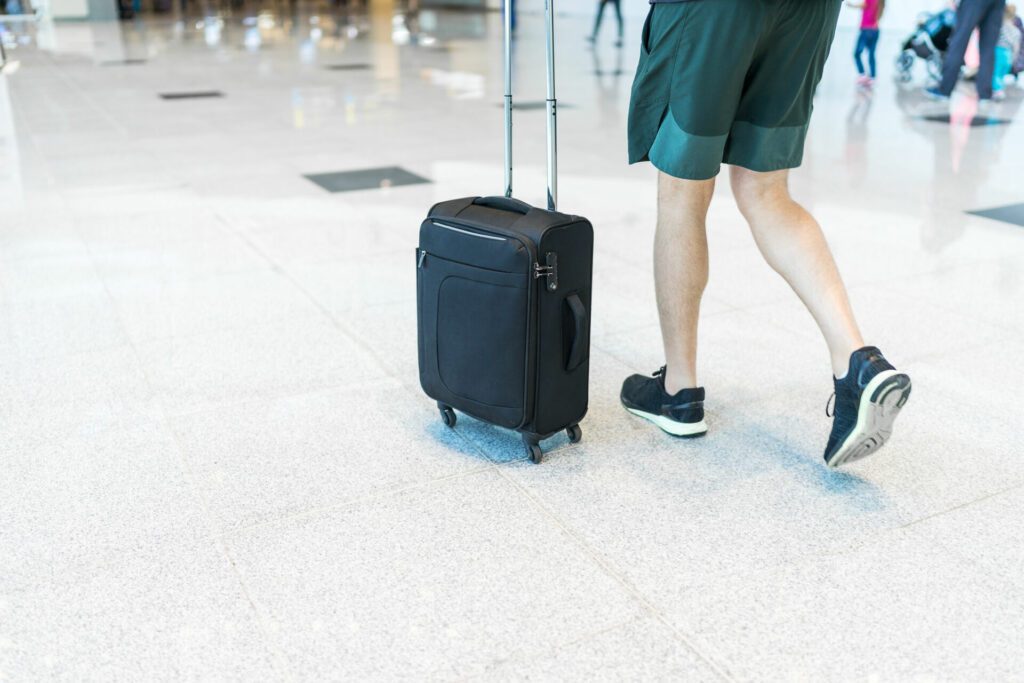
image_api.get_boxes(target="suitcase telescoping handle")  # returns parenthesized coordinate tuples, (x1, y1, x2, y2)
(503, 0, 558, 211)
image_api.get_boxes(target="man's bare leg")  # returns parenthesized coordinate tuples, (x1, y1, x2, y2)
(729, 166, 864, 377)
(655, 171, 715, 394)
(618, 171, 714, 439)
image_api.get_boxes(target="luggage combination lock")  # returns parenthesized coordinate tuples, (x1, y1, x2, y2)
(534, 252, 558, 291)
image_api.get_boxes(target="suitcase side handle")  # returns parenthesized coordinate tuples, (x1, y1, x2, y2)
(473, 196, 532, 215)
(565, 293, 589, 372)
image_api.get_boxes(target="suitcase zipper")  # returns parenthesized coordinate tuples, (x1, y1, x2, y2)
(428, 220, 561, 291)
(418, 250, 428, 268)
(432, 221, 507, 241)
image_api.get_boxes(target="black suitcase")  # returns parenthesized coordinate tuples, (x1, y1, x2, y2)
(416, 1, 594, 463)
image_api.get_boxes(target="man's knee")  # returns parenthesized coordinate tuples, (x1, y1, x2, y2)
(657, 172, 715, 211)
(729, 166, 788, 215)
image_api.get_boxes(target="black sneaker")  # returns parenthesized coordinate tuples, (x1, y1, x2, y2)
(823, 346, 912, 468)
(620, 367, 708, 438)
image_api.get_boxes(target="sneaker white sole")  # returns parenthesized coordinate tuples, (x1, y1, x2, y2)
(827, 370, 912, 468)
(625, 407, 707, 438)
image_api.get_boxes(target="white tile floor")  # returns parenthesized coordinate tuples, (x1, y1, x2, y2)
(2, 5, 1024, 680)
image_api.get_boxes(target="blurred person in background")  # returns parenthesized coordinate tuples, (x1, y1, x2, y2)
(587, 0, 623, 47)
(992, 3, 1022, 97)
(928, 0, 1008, 100)
(1013, 4, 1024, 77)
(848, 0, 885, 86)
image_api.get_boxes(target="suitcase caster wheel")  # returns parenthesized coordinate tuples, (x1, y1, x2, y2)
(439, 406, 456, 428)
(527, 444, 544, 464)
(566, 424, 582, 444)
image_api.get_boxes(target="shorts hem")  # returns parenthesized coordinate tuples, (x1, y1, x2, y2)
(642, 107, 726, 181)
(721, 120, 809, 173)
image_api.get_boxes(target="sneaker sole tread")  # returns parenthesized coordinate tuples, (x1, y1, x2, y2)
(826, 370, 912, 468)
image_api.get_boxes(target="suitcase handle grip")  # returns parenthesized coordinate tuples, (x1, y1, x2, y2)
(565, 293, 588, 371)
(473, 196, 532, 215)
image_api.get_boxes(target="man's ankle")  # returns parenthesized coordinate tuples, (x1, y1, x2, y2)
(663, 368, 698, 395)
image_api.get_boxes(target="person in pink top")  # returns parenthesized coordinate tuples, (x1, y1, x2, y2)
(848, 0, 885, 85)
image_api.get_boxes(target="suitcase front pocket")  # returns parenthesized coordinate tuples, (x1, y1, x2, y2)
(418, 252, 530, 428)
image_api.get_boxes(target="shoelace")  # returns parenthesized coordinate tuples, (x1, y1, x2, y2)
(653, 366, 666, 378)
(825, 392, 836, 418)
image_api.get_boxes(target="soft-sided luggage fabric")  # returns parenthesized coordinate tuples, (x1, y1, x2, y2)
(417, 197, 593, 439)
(531, 220, 593, 435)
(417, 247, 529, 429)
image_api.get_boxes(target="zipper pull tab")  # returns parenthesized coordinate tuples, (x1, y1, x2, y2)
(418, 250, 427, 268)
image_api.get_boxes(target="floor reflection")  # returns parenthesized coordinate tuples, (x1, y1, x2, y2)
(844, 86, 874, 190)
(0, 72, 23, 207)
(894, 84, 1023, 252)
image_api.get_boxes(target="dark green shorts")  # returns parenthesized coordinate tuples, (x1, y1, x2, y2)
(628, 0, 841, 180)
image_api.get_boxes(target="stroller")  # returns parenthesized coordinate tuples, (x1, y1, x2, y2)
(895, 9, 956, 83)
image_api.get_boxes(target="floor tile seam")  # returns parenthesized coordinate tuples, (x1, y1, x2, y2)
(0, 337, 131, 368)
(25, 210, 140, 365)
(112, 297, 360, 346)
(145, 364, 395, 420)
(851, 259, 1024, 331)
(895, 480, 1024, 534)
(736, 297, 1017, 353)
(589, 240, 749, 262)
(237, 247, 412, 270)
(80, 224, 261, 260)
(730, 477, 1023, 569)
(71, 233, 287, 667)
(31, 63, 129, 137)
(738, 272, 956, 317)
(55, 280, 291, 673)
(589, 311, 775, 370)
(916, 528, 1024, 597)
(209, 209, 396, 377)
(129, 335, 302, 682)
(721, 302, 829, 341)
(93, 263, 281, 288)
(6, 103, 63, 198)
(804, 496, 1024, 596)
(0, 242, 94, 266)
(838, 264, 993, 291)
(105, 305, 336, 348)
(581, 334, 647, 357)
(308, 295, 417, 322)
(490, 467, 737, 683)
(589, 304, 739, 343)
(160, 375, 404, 421)
(763, 519, 936, 568)
(214, 539, 302, 683)
(213, 463, 499, 541)
(910, 303, 1024, 339)
(587, 341, 652, 375)
(843, 256, 1017, 293)
(900, 335, 1023, 370)
(62, 181, 191, 200)
(66, 207, 240, 375)
(451, 615, 642, 682)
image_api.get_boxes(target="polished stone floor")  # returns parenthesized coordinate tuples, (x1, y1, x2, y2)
(2, 4, 1023, 680)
